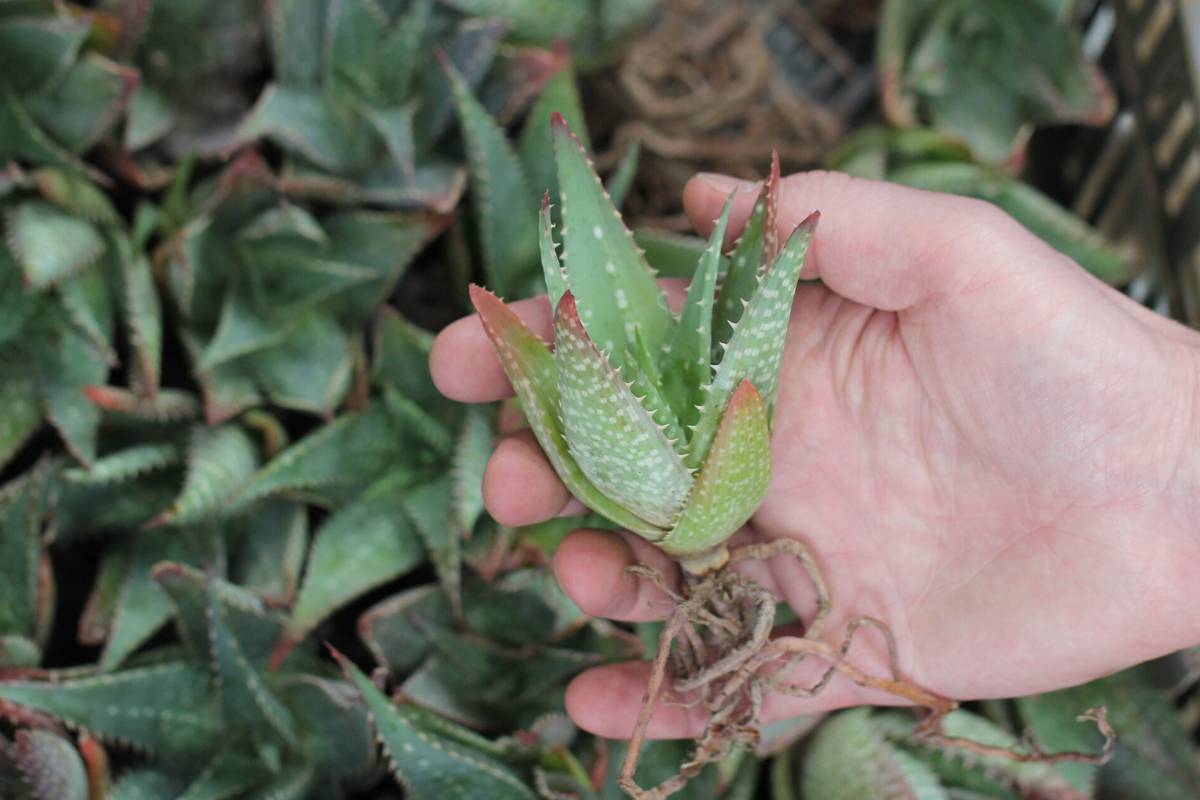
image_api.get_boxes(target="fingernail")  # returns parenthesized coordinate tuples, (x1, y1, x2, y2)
(697, 172, 758, 193)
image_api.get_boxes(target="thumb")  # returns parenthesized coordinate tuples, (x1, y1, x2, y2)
(684, 170, 1046, 312)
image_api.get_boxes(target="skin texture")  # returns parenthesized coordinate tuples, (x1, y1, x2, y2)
(430, 171, 1200, 740)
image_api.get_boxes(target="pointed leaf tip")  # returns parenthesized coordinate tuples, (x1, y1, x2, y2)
(550, 111, 566, 128)
(541, 190, 551, 211)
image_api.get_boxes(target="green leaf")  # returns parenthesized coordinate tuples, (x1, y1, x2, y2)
(0, 15, 89, 95)
(206, 577, 297, 745)
(237, 85, 373, 174)
(555, 292, 692, 529)
(606, 138, 640, 211)
(154, 563, 285, 669)
(404, 477, 462, 616)
(6, 200, 104, 288)
(0, 661, 222, 754)
(238, 405, 403, 507)
(552, 114, 671, 359)
(119, 246, 164, 396)
(537, 194, 567, 310)
(336, 652, 538, 800)
(108, 769, 187, 800)
(358, 585, 455, 675)
(688, 214, 817, 469)
(661, 194, 733, 428)
(34, 317, 106, 465)
(451, 406, 493, 539)
(802, 709, 949, 800)
(25, 54, 136, 152)
(1020, 669, 1200, 798)
(285, 470, 424, 644)
(0, 474, 40, 642)
(518, 63, 591, 203)
(12, 730, 88, 800)
(62, 444, 180, 486)
(712, 182, 770, 354)
(446, 58, 538, 296)
(0, 360, 42, 471)
(372, 307, 445, 410)
(56, 262, 116, 366)
(662, 381, 771, 559)
(469, 285, 666, 538)
(250, 312, 354, 415)
(155, 424, 259, 526)
(227, 500, 307, 604)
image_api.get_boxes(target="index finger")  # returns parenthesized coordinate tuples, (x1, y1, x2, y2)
(429, 294, 553, 403)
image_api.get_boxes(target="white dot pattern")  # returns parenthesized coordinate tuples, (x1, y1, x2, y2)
(663, 383, 771, 556)
(555, 298, 692, 529)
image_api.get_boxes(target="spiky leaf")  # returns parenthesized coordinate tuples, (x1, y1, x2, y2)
(661, 381, 770, 559)
(555, 291, 692, 529)
(6, 200, 104, 288)
(469, 285, 666, 538)
(156, 425, 258, 526)
(337, 653, 538, 800)
(13, 730, 88, 800)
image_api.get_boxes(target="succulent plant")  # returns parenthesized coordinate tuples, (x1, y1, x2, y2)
(878, 0, 1115, 165)
(472, 114, 814, 575)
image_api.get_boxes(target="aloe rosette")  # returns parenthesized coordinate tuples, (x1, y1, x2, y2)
(472, 114, 815, 574)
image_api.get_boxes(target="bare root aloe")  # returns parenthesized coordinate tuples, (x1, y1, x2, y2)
(472, 114, 1115, 798)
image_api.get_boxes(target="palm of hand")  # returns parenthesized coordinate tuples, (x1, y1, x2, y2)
(431, 171, 1200, 739)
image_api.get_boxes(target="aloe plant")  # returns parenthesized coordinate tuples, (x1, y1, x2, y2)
(473, 114, 815, 575)
(878, 0, 1114, 165)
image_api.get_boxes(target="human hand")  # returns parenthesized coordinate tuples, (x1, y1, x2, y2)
(430, 170, 1200, 739)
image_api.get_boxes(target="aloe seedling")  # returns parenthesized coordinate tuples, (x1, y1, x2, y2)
(472, 115, 1116, 799)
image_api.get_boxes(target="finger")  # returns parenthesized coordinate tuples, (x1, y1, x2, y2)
(482, 430, 572, 526)
(429, 294, 553, 403)
(553, 529, 681, 622)
(564, 658, 888, 740)
(683, 170, 1045, 312)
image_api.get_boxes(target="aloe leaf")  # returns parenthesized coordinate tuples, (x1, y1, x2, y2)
(451, 405, 494, 540)
(108, 769, 187, 800)
(279, 674, 377, 783)
(383, 386, 454, 457)
(600, 740, 719, 799)
(403, 477, 463, 617)
(0, 15, 89, 95)
(12, 729, 88, 800)
(238, 405, 401, 507)
(79, 547, 129, 647)
(415, 17, 507, 149)
(336, 651, 539, 800)
(56, 263, 117, 365)
(83, 385, 200, 424)
(359, 585, 457, 675)
(469, 285, 667, 538)
(802, 709, 949, 800)
(552, 114, 671, 359)
(285, 470, 424, 644)
(0, 83, 91, 175)
(174, 747, 267, 800)
(712, 172, 773, 352)
(25, 54, 136, 153)
(34, 319, 106, 465)
(0, 361, 41, 471)
(440, 0, 588, 45)
(606, 138, 640, 211)
(538, 193, 568, 309)
(555, 291, 693, 529)
(0, 662, 222, 754)
(238, 85, 373, 173)
(251, 313, 354, 416)
(1019, 670, 1200, 798)
(621, 329, 687, 454)
(227, 500, 307, 605)
(6, 200, 104, 288)
(62, 444, 181, 486)
(119, 246, 164, 396)
(518, 63, 590, 203)
(688, 213, 817, 469)
(155, 424, 258, 527)
(661, 194, 734, 427)
(0, 473, 40, 644)
(661, 381, 770, 559)
(446, 58, 538, 296)
(372, 307, 446, 410)
(205, 578, 297, 745)
(157, 563, 284, 664)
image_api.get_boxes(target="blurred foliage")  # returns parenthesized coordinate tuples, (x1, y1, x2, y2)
(0, 0, 1195, 798)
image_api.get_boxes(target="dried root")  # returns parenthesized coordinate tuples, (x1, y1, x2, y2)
(617, 538, 1116, 800)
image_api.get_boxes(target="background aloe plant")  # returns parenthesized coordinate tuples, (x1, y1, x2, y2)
(1, 1, 1197, 798)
